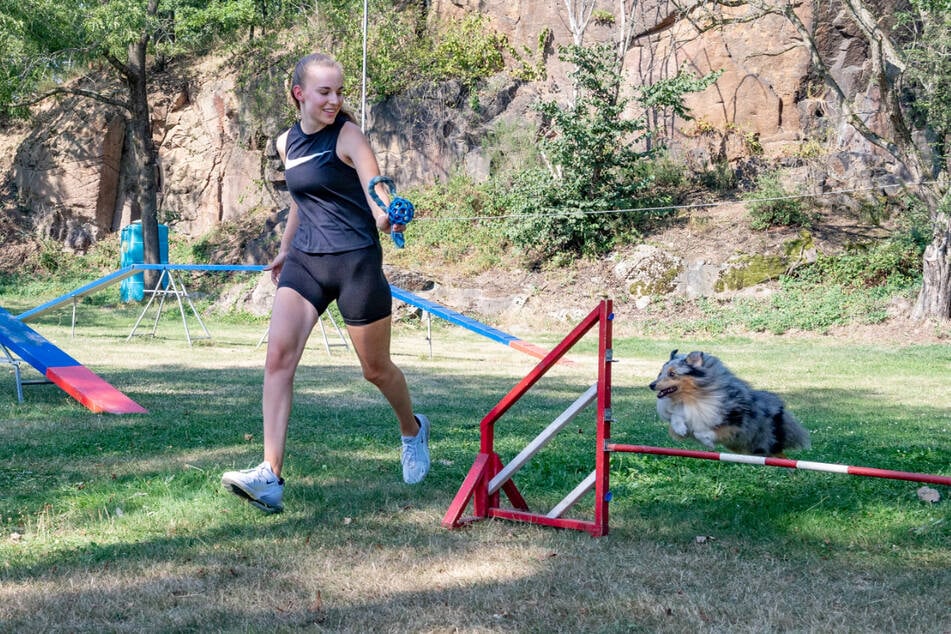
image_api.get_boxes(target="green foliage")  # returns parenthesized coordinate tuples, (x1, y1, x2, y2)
(321, 5, 508, 101)
(389, 171, 506, 272)
(482, 118, 542, 184)
(741, 281, 893, 334)
(640, 65, 722, 121)
(902, 1, 951, 143)
(492, 44, 721, 263)
(794, 237, 925, 289)
(697, 159, 737, 192)
(0, 0, 84, 118)
(327, 5, 420, 99)
(507, 26, 550, 82)
(592, 9, 615, 26)
(744, 172, 811, 230)
(424, 14, 507, 87)
(649, 280, 906, 337)
(535, 44, 648, 199)
(0, 0, 277, 120)
(497, 44, 680, 262)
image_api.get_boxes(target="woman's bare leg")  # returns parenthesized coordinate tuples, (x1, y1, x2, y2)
(346, 315, 419, 436)
(263, 287, 319, 476)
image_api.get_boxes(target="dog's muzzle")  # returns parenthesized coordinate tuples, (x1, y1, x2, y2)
(655, 386, 677, 398)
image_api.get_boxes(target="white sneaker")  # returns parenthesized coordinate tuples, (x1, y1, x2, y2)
(221, 461, 284, 513)
(401, 414, 431, 484)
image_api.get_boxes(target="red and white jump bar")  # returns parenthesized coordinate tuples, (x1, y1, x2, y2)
(607, 444, 951, 487)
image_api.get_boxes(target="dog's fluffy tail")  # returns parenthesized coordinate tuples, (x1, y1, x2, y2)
(781, 411, 811, 451)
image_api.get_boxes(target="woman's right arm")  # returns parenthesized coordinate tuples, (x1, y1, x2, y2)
(267, 130, 297, 284)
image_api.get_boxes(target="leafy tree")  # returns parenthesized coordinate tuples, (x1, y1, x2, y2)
(0, 0, 271, 287)
(502, 43, 717, 261)
(536, 43, 648, 203)
(673, 0, 951, 319)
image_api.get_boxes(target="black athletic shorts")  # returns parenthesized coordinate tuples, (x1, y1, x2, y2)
(277, 243, 392, 326)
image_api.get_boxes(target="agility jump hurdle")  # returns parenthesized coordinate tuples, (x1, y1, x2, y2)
(443, 299, 614, 536)
(443, 299, 950, 537)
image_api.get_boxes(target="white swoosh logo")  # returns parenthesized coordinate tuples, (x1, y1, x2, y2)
(285, 151, 330, 170)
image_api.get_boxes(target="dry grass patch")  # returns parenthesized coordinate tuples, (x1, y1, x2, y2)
(1, 311, 948, 632)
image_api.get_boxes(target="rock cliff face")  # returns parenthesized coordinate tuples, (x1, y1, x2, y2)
(1, 0, 897, 253)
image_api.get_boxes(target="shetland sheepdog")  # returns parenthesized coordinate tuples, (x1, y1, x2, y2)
(649, 350, 811, 456)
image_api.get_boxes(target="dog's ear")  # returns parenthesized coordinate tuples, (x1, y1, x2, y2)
(669, 349, 679, 360)
(685, 351, 704, 367)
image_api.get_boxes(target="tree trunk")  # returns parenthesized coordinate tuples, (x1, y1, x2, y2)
(125, 21, 161, 291)
(912, 213, 951, 320)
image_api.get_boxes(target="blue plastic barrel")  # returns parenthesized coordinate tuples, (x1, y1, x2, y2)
(120, 221, 169, 302)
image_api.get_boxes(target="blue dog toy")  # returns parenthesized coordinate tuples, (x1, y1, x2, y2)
(368, 176, 414, 248)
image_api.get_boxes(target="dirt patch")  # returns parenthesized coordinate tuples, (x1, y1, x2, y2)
(392, 202, 946, 345)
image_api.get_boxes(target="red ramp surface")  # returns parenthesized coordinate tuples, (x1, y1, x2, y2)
(0, 307, 147, 414)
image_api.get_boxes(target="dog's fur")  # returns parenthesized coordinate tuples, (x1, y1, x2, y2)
(649, 349, 810, 456)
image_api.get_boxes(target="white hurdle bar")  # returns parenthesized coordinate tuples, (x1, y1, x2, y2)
(488, 383, 599, 518)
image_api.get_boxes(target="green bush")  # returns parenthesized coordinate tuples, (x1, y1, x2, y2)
(744, 173, 811, 229)
(327, 7, 508, 101)
(793, 236, 924, 288)
(697, 159, 736, 192)
(391, 172, 507, 273)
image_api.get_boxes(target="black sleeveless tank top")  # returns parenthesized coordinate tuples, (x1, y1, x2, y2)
(283, 114, 378, 254)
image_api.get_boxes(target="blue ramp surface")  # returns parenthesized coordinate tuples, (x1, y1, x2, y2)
(0, 306, 146, 413)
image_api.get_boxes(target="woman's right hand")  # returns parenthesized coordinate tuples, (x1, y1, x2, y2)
(265, 251, 288, 285)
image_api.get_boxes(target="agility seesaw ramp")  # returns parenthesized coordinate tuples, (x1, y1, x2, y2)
(17, 264, 267, 323)
(389, 285, 555, 361)
(18, 264, 551, 359)
(12, 264, 265, 413)
(0, 306, 147, 414)
(7, 265, 547, 412)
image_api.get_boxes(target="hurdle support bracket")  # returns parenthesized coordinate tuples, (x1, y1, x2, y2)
(443, 299, 614, 537)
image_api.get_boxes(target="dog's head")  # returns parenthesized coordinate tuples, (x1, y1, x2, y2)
(649, 349, 707, 399)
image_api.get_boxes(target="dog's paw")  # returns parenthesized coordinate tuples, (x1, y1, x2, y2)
(694, 431, 717, 449)
(669, 417, 689, 437)
(668, 424, 688, 440)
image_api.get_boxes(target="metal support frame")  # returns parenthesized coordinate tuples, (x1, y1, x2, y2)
(443, 299, 614, 537)
(1, 342, 52, 403)
(127, 268, 211, 345)
(256, 311, 351, 356)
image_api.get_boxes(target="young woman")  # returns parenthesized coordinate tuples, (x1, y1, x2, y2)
(221, 53, 429, 513)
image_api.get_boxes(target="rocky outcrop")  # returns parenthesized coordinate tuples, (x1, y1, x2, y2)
(1, 0, 907, 256)
(11, 96, 126, 251)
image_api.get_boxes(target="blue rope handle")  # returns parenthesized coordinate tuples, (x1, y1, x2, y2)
(368, 176, 414, 248)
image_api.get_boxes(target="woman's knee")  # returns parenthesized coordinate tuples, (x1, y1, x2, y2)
(265, 341, 303, 377)
(360, 359, 399, 386)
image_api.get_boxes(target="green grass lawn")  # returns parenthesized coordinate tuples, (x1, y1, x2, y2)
(1, 300, 949, 632)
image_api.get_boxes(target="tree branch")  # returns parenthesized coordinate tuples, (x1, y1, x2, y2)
(13, 86, 130, 112)
(104, 51, 131, 79)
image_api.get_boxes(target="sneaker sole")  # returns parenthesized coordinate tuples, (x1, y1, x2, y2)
(222, 480, 283, 514)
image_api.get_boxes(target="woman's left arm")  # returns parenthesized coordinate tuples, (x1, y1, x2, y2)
(337, 121, 394, 233)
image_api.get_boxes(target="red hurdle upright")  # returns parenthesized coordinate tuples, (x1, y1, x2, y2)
(442, 299, 614, 536)
(443, 298, 951, 537)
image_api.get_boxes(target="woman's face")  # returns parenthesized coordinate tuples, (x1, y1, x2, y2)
(294, 64, 344, 130)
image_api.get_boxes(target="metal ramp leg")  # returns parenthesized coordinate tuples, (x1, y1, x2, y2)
(128, 269, 211, 345)
(2, 342, 52, 403)
(257, 311, 350, 355)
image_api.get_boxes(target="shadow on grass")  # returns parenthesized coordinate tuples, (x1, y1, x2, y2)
(1, 349, 949, 631)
